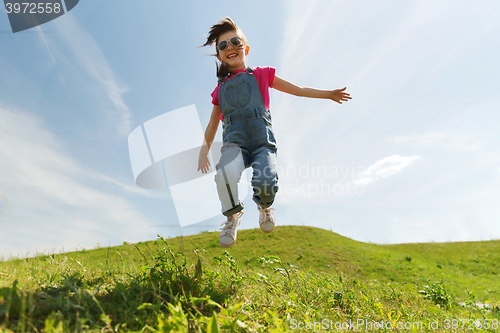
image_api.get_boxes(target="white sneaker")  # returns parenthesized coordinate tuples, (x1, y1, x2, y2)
(219, 211, 243, 247)
(258, 205, 275, 233)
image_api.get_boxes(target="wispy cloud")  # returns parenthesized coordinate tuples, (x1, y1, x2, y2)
(271, 0, 344, 168)
(354, 154, 422, 186)
(0, 105, 159, 257)
(391, 132, 482, 152)
(49, 15, 132, 135)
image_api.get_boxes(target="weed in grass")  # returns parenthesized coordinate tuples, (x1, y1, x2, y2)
(418, 277, 455, 309)
(257, 255, 297, 293)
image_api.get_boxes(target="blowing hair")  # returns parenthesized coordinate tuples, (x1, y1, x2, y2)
(202, 17, 247, 81)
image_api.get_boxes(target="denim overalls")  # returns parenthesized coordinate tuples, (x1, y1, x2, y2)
(214, 68, 279, 217)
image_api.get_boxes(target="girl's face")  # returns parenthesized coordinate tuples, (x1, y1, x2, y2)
(216, 30, 249, 71)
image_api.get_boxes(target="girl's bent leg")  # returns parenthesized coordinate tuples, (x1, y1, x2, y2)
(251, 146, 278, 208)
(215, 143, 248, 217)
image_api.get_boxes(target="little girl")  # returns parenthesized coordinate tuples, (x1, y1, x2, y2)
(198, 17, 351, 248)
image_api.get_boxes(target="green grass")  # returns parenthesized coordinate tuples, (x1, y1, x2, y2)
(0, 226, 499, 332)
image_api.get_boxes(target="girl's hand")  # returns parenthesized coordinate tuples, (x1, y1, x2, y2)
(329, 87, 352, 104)
(198, 149, 211, 174)
(273, 76, 352, 104)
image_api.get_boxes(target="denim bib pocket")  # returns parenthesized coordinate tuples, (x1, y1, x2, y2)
(225, 81, 252, 109)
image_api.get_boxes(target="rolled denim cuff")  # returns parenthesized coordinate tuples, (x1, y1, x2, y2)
(253, 197, 274, 209)
(222, 201, 244, 217)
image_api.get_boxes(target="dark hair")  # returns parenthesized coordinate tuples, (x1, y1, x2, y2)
(202, 17, 247, 81)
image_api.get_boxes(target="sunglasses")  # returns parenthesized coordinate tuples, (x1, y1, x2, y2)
(217, 36, 243, 51)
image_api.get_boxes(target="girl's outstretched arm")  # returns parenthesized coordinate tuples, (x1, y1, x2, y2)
(198, 105, 221, 174)
(273, 75, 352, 104)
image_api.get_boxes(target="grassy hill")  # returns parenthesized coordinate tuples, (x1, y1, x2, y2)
(1, 226, 499, 332)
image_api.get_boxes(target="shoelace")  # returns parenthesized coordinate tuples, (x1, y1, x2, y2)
(220, 220, 235, 234)
(259, 207, 275, 223)
(220, 213, 242, 236)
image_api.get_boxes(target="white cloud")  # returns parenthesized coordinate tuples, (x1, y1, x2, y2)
(354, 154, 422, 186)
(0, 105, 160, 257)
(391, 132, 482, 152)
(47, 15, 132, 135)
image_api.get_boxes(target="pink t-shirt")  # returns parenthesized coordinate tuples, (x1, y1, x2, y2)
(211, 66, 276, 121)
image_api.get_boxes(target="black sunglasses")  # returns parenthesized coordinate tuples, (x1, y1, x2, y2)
(217, 36, 243, 51)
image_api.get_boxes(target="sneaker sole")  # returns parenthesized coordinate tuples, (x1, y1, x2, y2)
(260, 224, 275, 233)
(219, 239, 236, 247)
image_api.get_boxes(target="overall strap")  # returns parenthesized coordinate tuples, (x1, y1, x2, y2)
(218, 67, 254, 84)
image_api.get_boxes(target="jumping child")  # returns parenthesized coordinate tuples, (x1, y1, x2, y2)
(197, 17, 351, 247)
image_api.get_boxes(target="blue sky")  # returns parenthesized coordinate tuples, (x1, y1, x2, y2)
(1, 0, 499, 258)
